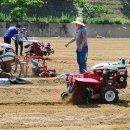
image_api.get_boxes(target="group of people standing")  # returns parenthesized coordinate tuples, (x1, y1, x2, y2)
(3, 17, 88, 74)
(4, 24, 28, 56)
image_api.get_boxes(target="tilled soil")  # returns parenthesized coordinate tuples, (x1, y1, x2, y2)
(0, 38, 130, 130)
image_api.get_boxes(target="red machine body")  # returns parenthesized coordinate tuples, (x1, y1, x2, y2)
(62, 59, 129, 104)
(68, 69, 127, 94)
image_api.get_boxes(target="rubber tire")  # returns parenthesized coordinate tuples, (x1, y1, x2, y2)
(0, 56, 4, 74)
(12, 58, 22, 77)
(101, 86, 119, 104)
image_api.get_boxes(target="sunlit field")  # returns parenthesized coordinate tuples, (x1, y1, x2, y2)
(0, 37, 130, 130)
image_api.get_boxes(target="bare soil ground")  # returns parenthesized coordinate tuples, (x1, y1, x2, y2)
(0, 38, 130, 130)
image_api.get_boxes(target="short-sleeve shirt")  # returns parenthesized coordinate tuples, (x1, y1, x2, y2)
(4, 26, 18, 39)
(76, 27, 88, 47)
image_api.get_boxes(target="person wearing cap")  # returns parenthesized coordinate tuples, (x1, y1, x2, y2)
(14, 28, 29, 56)
(4, 24, 22, 44)
(65, 17, 88, 74)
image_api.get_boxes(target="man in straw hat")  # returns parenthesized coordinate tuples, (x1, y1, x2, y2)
(65, 17, 88, 74)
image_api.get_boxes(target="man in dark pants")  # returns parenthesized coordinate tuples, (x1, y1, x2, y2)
(4, 24, 22, 44)
(15, 40, 23, 56)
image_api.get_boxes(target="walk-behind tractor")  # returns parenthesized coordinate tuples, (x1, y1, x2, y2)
(24, 40, 54, 57)
(23, 40, 56, 77)
(0, 43, 22, 77)
(61, 59, 130, 104)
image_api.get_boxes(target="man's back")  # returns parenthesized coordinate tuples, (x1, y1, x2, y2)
(4, 26, 18, 38)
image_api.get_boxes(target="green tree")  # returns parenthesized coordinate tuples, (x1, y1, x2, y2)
(1, 0, 44, 22)
(73, 0, 108, 18)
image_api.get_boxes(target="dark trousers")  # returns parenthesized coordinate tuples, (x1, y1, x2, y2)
(4, 37, 11, 44)
(15, 40, 23, 55)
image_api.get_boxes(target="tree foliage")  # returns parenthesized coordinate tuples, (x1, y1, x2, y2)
(73, 0, 108, 17)
(11, 7, 27, 22)
(1, 0, 44, 21)
(2, 0, 44, 7)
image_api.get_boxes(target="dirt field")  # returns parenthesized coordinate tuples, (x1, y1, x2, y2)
(0, 38, 130, 130)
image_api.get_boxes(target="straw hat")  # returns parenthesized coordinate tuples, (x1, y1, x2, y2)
(71, 17, 85, 26)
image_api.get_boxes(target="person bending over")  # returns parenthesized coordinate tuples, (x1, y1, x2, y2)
(4, 24, 22, 44)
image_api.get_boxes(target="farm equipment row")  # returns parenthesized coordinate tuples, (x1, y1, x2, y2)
(0, 41, 130, 104)
(0, 39, 56, 78)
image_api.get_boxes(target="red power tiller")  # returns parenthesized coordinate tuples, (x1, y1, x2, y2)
(23, 40, 56, 77)
(61, 59, 130, 104)
(0, 43, 22, 77)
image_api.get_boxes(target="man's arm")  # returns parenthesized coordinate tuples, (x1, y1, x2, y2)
(65, 36, 76, 47)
